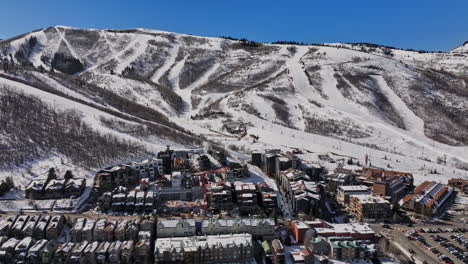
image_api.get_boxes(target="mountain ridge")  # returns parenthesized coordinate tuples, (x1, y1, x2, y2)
(0, 26, 467, 186)
(1, 25, 466, 53)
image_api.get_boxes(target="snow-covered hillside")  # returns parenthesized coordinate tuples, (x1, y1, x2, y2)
(0, 26, 467, 185)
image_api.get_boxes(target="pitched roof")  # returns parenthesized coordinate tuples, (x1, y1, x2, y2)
(414, 181, 432, 194)
(402, 194, 414, 203)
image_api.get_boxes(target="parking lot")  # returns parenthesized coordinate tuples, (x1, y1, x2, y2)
(406, 228, 468, 264)
(372, 194, 468, 264)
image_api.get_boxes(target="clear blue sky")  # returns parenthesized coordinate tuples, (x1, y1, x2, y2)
(1, 0, 467, 51)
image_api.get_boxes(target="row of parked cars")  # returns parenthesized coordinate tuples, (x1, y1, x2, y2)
(417, 227, 467, 233)
(406, 230, 431, 248)
(406, 230, 458, 264)
(430, 234, 468, 264)
(449, 233, 468, 250)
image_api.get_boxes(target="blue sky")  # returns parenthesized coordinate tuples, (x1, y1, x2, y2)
(1, 0, 467, 51)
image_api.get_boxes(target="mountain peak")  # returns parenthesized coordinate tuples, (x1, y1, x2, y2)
(450, 41, 468, 53)
(0, 26, 467, 187)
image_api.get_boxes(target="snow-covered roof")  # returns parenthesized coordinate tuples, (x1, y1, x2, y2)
(157, 219, 195, 228)
(154, 234, 252, 254)
(45, 179, 65, 190)
(83, 219, 96, 231)
(1, 238, 20, 250)
(292, 220, 309, 229)
(113, 193, 126, 199)
(26, 179, 47, 190)
(84, 241, 99, 253)
(233, 181, 256, 191)
(109, 240, 122, 253)
(15, 237, 34, 251)
(338, 185, 370, 192)
(201, 218, 274, 228)
(72, 241, 88, 253)
(29, 239, 48, 252)
(403, 181, 454, 211)
(65, 178, 85, 189)
(314, 222, 375, 236)
(290, 180, 320, 193)
(96, 241, 111, 253)
(350, 194, 389, 204)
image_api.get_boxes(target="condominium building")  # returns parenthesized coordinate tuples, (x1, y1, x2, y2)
(201, 218, 275, 240)
(329, 239, 377, 260)
(307, 221, 376, 240)
(336, 185, 371, 206)
(448, 178, 468, 193)
(156, 219, 196, 238)
(304, 221, 377, 260)
(233, 181, 259, 213)
(94, 165, 137, 192)
(257, 182, 278, 211)
(401, 181, 454, 216)
(348, 194, 391, 221)
(357, 166, 413, 203)
(154, 234, 253, 263)
(129, 157, 163, 180)
(206, 183, 234, 211)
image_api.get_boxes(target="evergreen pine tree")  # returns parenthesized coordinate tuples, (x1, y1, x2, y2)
(64, 170, 74, 180)
(47, 168, 57, 180)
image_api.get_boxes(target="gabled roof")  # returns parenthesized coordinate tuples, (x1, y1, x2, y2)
(414, 181, 432, 194)
(26, 179, 47, 190)
(402, 194, 414, 203)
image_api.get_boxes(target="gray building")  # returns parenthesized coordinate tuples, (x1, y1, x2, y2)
(201, 218, 275, 240)
(156, 219, 196, 238)
(154, 234, 253, 263)
(336, 185, 371, 206)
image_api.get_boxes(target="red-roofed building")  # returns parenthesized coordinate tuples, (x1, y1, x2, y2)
(358, 167, 413, 204)
(448, 178, 468, 194)
(291, 220, 310, 243)
(401, 181, 455, 216)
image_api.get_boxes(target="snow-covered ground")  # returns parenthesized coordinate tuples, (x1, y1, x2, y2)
(0, 186, 91, 213)
(0, 26, 467, 188)
(0, 199, 56, 212)
(0, 76, 186, 186)
(194, 108, 468, 185)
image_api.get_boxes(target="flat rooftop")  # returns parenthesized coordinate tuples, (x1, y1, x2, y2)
(338, 185, 370, 192)
(350, 194, 389, 204)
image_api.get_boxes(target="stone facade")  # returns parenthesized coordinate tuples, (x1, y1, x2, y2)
(154, 234, 253, 263)
(156, 219, 196, 238)
(201, 218, 275, 240)
(348, 195, 391, 221)
(94, 165, 137, 193)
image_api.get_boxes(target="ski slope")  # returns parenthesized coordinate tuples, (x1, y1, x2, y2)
(1, 26, 468, 186)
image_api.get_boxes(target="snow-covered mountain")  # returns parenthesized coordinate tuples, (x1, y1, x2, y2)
(1, 26, 467, 185)
(451, 41, 468, 54)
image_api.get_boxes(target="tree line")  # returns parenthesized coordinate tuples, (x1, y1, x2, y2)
(0, 85, 149, 168)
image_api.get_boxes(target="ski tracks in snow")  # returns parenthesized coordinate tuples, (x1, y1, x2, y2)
(85, 34, 148, 73)
(114, 35, 151, 74)
(151, 35, 181, 84)
(180, 62, 221, 115)
(373, 75, 425, 136)
(286, 46, 320, 100)
(168, 55, 189, 91)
